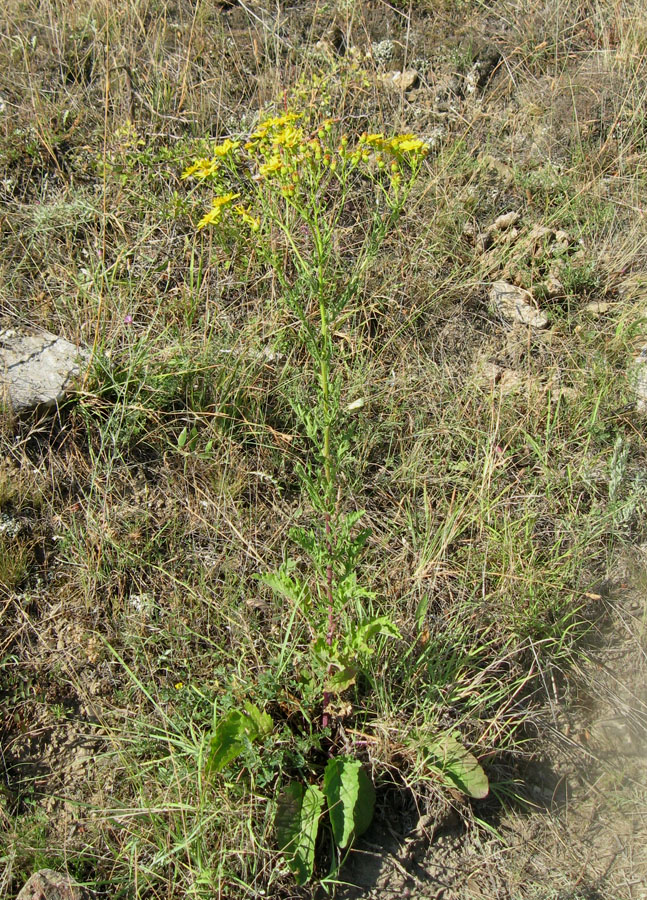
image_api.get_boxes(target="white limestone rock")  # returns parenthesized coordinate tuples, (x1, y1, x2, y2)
(489, 281, 549, 329)
(0, 327, 89, 413)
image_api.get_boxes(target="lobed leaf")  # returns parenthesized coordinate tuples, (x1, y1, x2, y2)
(206, 703, 273, 775)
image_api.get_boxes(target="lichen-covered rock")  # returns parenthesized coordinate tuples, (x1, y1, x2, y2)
(0, 328, 89, 413)
(16, 869, 90, 900)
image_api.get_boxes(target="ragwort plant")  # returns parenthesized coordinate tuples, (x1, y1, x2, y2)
(183, 113, 487, 884)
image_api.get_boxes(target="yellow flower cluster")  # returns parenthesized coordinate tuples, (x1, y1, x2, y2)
(181, 138, 241, 180)
(241, 113, 340, 196)
(182, 157, 219, 180)
(358, 133, 428, 156)
(246, 112, 303, 148)
(184, 113, 429, 230)
(197, 192, 240, 229)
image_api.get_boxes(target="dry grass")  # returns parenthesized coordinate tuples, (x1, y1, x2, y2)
(1, 1, 647, 897)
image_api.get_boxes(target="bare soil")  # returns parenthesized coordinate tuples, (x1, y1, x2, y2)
(337, 550, 647, 899)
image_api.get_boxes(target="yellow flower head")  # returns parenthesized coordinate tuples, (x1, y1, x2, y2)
(234, 205, 260, 232)
(212, 138, 241, 157)
(197, 207, 222, 229)
(272, 124, 303, 149)
(360, 133, 386, 147)
(259, 155, 283, 178)
(182, 158, 220, 180)
(391, 134, 427, 154)
(211, 192, 240, 207)
(196, 192, 240, 229)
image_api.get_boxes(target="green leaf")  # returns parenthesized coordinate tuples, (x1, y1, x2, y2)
(414, 594, 429, 633)
(323, 757, 375, 849)
(347, 616, 401, 657)
(244, 701, 273, 738)
(177, 426, 188, 448)
(206, 710, 246, 775)
(206, 704, 273, 775)
(326, 665, 357, 693)
(259, 567, 310, 609)
(426, 733, 489, 799)
(187, 425, 198, 451)
(276, 782, 325, 885)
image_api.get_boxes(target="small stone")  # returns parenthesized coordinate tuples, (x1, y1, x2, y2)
(543, 274, 564, 298)
(477, 360, 503, 385)
(489, 281, 548, 328)
(0, 327, 89, 414)
(392, 69, 419, 91)
(489, 211, 520, 232)
(502, 226, 520, 244)
(498, 369, 524, 394)
(17, 870, 90, 900)
(527, 224, 554, 253)
(584, 301, 613, 316)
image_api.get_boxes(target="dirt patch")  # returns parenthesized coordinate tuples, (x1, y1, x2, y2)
(335, 551, 647, 899)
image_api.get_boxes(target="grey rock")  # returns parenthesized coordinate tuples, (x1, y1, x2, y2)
(584, 300, 615, 316)
(0, 327, 89, 413)
(527, 224, 555, 250)
(17, 870, 90, 900)
(543, 273, 564, 298)
(489, 281, 548, 328)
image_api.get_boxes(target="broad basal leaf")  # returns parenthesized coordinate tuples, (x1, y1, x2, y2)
(244, 701, 273, 738)
(323, 757, 375, 849)
(206, 710, 247, 775)
(206, 704, 273, 775)
(426, 732, 489, 799)
(276, 782, 325, 885)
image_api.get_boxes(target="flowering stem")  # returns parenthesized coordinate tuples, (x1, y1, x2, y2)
(316, 221, 336, 728)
